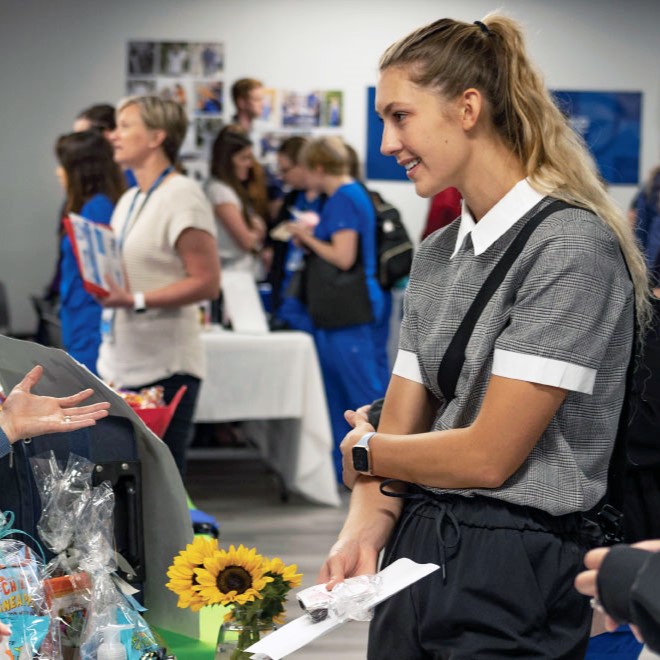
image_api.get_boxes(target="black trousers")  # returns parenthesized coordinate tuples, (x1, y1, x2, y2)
(132, 373, 201, 478)
(368, 490, 594, 659)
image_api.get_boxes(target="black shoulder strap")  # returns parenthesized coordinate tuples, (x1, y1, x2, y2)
(601, 266, 641, 518)
(437, 199, 572, 400)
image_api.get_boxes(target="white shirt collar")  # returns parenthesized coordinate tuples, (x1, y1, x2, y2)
(451, 179, 545, 258)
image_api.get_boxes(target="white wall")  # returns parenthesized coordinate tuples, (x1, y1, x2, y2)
(1, 0, 659, 333)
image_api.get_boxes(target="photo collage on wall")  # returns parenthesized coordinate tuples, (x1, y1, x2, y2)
(257, 89, 344, 174)
(127, 41, 345, 183)
(126, 40, 225, 182)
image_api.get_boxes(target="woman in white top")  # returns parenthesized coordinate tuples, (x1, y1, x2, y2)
(98, 96, 220, 477)
(205, 128, 267, 275)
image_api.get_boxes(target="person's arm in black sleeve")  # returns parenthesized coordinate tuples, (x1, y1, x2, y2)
(597, 546, 660, 652)
(629, 551, 660, 651)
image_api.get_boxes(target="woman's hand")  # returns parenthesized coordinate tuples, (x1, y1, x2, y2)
(317, 536, 380, 590)
(354, 403, 372, 422)
(0, 366, 110, 442)
(574, 540, 660, 643)
(100, 275, 134, 308)
(285, 221, 313, 247)
(340, 410, 375, 489)
(574, 547, 620, 631)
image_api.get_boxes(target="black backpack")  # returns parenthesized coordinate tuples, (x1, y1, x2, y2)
(602, 295, 660, 544)
(365, 187, 414, 290)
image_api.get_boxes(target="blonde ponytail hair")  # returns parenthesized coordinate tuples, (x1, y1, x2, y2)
(380, 14, 651, 330)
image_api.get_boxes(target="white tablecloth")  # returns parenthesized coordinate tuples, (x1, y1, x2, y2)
(194, 327, 340, 507)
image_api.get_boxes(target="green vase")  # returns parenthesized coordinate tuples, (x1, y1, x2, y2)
(215, 621, 276, 660)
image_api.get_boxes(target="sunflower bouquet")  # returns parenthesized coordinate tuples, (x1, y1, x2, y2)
(166, 537, 302, 656)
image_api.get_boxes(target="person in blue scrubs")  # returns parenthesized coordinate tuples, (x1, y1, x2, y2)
(287, 136, 389, 481)
(270, 136, 324, 333)
(55, 130, 125, 373)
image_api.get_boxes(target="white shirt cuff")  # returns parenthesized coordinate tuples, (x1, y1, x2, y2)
(392, 349, 423, 384)
(492, 348, 596, 394)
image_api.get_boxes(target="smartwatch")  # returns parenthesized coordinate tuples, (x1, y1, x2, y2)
(133, 291, 147, 314)
(352, 431, 376, 475)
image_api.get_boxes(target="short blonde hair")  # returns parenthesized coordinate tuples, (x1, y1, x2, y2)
(301, 136, 349, 175)
(117, 95, 188, 164)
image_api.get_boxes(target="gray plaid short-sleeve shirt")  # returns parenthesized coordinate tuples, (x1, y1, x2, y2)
(396, 189, 634, 515)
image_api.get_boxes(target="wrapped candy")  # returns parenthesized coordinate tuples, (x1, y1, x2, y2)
(30, 452, 95, 577)
(0, 538, 45, 617)
(116, 386, 165, 410)
(29, 452, 97, 658)
(296, 574, 382, 623)
(30, 452, 161, 659)
(74, 479, 159, 659)
(0, 614, 50, 659)
(0, 514, 50, 658)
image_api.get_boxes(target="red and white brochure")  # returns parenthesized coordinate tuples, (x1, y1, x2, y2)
(63, 212, 126, 297)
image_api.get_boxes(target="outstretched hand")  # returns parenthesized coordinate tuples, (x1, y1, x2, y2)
(0, 365, 110, 442)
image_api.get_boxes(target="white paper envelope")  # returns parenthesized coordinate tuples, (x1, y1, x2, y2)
(246, 558, 439, 659)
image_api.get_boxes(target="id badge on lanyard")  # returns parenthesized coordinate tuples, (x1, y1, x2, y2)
(101, 165, 173, 343)
(100, 307, 116, 344)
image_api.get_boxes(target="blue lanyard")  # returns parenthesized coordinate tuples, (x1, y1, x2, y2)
(118, 165, 173, 252)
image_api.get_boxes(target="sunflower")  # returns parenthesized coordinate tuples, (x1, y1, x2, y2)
(166, 536, 218, 610)
(255, 557, 304, 624)
(194, 544, 273, 606)
(262, 557, 303, 588)
(183, 536, 219, 564)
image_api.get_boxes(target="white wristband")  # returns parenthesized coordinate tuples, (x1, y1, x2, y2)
(133, 291, 146, 313)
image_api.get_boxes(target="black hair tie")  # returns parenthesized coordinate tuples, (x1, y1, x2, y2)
(474, 20, 491, 36)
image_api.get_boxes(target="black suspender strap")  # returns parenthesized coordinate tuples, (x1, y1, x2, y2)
(437, 199, 573, 400)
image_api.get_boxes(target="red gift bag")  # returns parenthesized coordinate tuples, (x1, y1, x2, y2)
(130, 385, 187, 439)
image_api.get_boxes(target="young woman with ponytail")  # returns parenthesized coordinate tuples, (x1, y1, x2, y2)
(318, 14, 650, 658)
